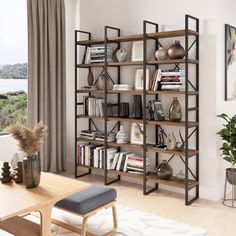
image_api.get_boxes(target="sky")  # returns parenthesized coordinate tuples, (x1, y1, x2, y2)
(0, 0, 27, 65)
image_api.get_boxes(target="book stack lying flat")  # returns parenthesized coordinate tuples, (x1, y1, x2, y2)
(127, 156, 151, 174)
(150, 69, 185, 91)
(80, 130, 116, 142)
(77, 144, 150, 174)
(80, 130, 97, 139)
(84, 46, 113, 64)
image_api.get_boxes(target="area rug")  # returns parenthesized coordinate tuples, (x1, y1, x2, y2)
(0, 205, 207, 236)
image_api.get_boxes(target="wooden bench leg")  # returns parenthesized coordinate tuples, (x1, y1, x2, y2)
(104, 205, 118, 236)
(81, 216, 89, 236)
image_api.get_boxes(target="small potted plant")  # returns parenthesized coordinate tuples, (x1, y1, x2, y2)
(217, 113, 236, 185)
(8, 122, 47, 188)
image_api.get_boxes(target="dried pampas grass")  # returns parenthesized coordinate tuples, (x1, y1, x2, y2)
(8, 122, 47, 157)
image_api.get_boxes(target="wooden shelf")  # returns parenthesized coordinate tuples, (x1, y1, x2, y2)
(77, 115, 199, 128)
(77, 137, 198, 157)
(77, 89, 199, 96)
(77, 29, 199, 46)
(77, 165, 198, 190)
(77, 59, 199, 68)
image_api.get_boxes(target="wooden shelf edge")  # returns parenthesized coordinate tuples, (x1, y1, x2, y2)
(77, 29, 199, 45)
(77, 89, 199, 95)
(77, 115, 199, 128)
(77, 137, 198, 157)
(76, 165, 198, 190)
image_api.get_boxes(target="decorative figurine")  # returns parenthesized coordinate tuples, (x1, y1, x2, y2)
(176, 130, 185, 151)
(153, 129, 166, 149)
(116, 124, 129, 144)
(166, 132, 177, 150)
(116, 48, 127, 62)
(13, 162, 23, 183)
(1, 162, 12, 183)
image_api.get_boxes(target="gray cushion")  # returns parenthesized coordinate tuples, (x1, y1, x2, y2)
(56, 185, 117, 214)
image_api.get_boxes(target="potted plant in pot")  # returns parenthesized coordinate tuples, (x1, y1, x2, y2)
(217, 113, 236, 185)
(8, 122, 47, 188)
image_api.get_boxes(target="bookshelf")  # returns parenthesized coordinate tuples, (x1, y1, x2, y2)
(75, 15, 199, 205)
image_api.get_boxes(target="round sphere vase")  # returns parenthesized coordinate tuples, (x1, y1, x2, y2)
(156, 160, 173, 180)
(23, 155, 41, 188)
(116, 48, 127, 62)
(169, 97, 182, 122)
(155, 47, 167, 60)
(168, 40, 185, 59)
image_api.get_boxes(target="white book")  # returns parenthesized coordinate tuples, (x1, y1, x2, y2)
(116, 152, 129, 171)
(95, 99, 100, 116)
(111, 153, 120, 170)
(84, 145, 89, 166)
(123, 153, 135, 172)
(98, 99, 105, 117)
(107, 149, 117, 170)
(94, 146, 105, 168)
(84, 47, 91, 64)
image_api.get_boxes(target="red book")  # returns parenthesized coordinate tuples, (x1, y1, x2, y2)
(150, 70, 158, 90)
(161, 76, 180, 81)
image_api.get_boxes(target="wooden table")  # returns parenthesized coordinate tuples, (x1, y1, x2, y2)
(0, 172, 90, 236)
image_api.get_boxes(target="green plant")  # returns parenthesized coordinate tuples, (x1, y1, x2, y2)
(217, 113, 236, 165)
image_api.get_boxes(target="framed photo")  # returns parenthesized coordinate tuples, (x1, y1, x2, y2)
(225, 24, 236, 100)
(134, 68, 150, 90)
(130, 123, 144, 145)
(131, 41, 143, 61)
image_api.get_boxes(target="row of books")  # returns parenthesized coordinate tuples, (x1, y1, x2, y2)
(77, 144, 151, 174)
(83, 96, 104, 116)
(83, 46, 113, 64)
(150, 69, 185, 91)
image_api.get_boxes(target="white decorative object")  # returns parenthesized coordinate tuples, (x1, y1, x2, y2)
(10, 152, 25, 169)
(116, 48, 127, 62)
(166, 132, 177, 150)
(131, 41, 143, 61)
(134, 69, 150, 90)
(155, 47, 167, 60)
(113, 84, 133, 90)
(116, 125, 129, 144)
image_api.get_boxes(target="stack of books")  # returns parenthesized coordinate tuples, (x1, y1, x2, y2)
(150, 69, 185, 91)
(84, 46, 113, 64)
(83, 96, 105, 116)
(126, 156, 151, 174)
(77, 144, 150, 174)
(80, 130, 116, 142)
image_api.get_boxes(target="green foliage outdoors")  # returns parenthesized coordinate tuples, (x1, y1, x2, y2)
(0, 63, 27, 80)
(0, 91, 27, 132)
(217, 113, 236, 165)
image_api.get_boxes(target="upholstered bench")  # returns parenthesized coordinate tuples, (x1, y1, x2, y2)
(53, 185, 117, 236)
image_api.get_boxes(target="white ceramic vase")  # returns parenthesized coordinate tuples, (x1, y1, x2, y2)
(116, 49, 127, 62)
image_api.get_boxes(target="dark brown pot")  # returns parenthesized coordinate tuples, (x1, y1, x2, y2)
(23, 155, 41, 188)
(168, 40, 185, 59)
(226, 168, 236, 185)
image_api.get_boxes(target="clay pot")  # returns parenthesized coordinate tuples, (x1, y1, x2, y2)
(168, 40, 185, 59)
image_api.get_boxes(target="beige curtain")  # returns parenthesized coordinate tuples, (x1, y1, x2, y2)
(27, 0, 66, 172)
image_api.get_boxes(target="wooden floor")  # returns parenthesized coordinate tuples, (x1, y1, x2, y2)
(61, 171, 235, 236)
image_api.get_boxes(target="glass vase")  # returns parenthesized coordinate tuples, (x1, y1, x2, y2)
(169, 97, 182, 122)
(156, 160, 173, 180)
(23, 155, 41, 188)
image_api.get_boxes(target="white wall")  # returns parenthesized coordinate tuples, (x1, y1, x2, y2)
(67, 0, 226, 201)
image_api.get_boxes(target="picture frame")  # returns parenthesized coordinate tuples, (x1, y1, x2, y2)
(225, 24, 236, 100)
(130, 123, 144, 145)
(134, 68, 150, 90)
(131, 41, 143, 61)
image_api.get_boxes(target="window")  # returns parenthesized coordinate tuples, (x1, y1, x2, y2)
(0, 0, 27, 133)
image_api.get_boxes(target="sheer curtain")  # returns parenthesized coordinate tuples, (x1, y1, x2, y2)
(27, 0, 66, 172)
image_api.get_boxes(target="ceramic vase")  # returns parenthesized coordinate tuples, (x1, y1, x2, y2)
(155, 47, 167, 60)
(116, 125, 129, 144)
(119, 103, 130, 118)
(87, 70, 94, 86)
(168, 40, 185, 59)
(97, 73, 106, 90)
(23, 155, 41, 188)
(116, 48, 127, 62)
(169, 97, 182, 122)
(166, 132, 176, 150)
(132, 95, 142, 119)
(156, 160, 173, 180)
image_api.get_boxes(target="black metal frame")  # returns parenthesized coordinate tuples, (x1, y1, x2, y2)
(74, 14, 199, 205)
